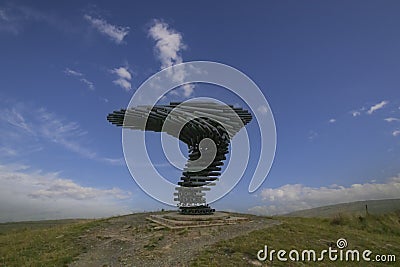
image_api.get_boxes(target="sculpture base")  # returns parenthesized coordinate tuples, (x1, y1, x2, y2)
(179, 205, 215, 215)
(147, 211, 248, 229)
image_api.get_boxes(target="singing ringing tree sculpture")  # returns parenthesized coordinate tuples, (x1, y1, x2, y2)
(107, 101, 252, 215)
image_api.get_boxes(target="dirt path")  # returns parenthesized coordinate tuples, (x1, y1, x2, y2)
(69, 212, 279, 267)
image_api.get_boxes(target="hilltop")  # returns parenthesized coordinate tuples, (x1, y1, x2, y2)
(0, 211, 278, 266)
(1, 202, 399, 266)
(283, 198, 400, 218)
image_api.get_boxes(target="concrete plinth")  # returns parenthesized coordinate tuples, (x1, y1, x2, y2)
(147, 211, 248, 229)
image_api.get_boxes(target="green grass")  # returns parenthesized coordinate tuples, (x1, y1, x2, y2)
(0, 219, 89, 235)
(144, 233, 165, 251)
(285, 199, 400, 218)
(191, 212, 400, 266)
(1, 212, 399, 266)
(0, 219, 102, 267)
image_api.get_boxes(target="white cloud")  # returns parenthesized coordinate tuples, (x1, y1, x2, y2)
(0, 5, 74, 35)
(111, 67, 131, 80)
(257, 105, 269, 115)
(0, 164, 132, 222)
(184, 85, 195, 97)
(84, 14, 129, 44)
(64, 68, 83, 77)
(0, 6, 28, 34)
(110, 67, 132, 91)
(0, 8, 9, 21)
(98, 97, 109, 103)
(248, 175, 400, 215)
(148, 20, 185, 68)
(35, 107, 96, 158)
(102, 157, 125, 165)
(0, 106, 34, 134)
(367, 100, 388, 115)
(113, 79, 131, 91)
(64, 68, 95, 90)
(384, 117, 400, 122)
(0, 147, 18, 156)
(80, 78, 95, 90)
(308, 130, 318, 141)
(329, 118, 336, 123)
(35, 108, 123, 164)
(148, 20, 194, 97)
(392, 130, 400, 137)
(350, 107, 366, 117)
(29, 178, 129, 200)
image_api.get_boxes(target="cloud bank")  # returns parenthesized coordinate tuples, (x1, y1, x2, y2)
(0, 164, 132, 222)
(249, 175, 400, 215)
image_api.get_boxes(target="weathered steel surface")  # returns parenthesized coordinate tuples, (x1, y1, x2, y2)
(107, 102, 252, 215)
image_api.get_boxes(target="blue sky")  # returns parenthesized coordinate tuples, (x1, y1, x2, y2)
(1, 1, 400, 221)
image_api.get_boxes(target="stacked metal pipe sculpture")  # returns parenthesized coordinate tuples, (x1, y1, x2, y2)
(107, 102, 252, 215)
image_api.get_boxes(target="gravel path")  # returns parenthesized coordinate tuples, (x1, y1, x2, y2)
(69, 212, 279, 267)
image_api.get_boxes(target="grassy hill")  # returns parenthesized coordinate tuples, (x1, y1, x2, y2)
(284, 198, 400, 218)
(193, 212, 400, 266)
(0, 204, 399, 266)
(0, 218, 104, 266)
(0, 219, 90, 235)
